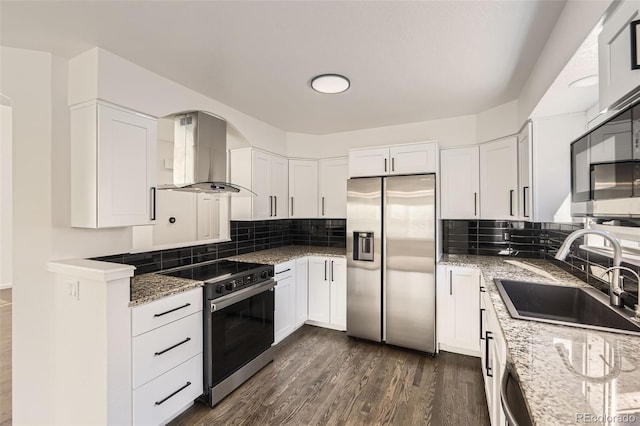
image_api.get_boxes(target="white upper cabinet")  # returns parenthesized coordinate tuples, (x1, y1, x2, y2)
(289, 159, 319, 218)
(440, 146, 480, 219)
(230, 148, 289, 220)
(348, 142, 437, 178)
(71, 100, 157, 228)
(388, 142, 437, 175)
(479, 137, 518, 220)
(318, 157, 348, 218)
(599, 0, 640, 111)
(518, 122, 532, 221)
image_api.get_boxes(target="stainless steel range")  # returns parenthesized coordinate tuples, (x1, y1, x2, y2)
(163, 259, 275, 407)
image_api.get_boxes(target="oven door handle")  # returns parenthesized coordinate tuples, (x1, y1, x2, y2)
(210, 279, 276, 312)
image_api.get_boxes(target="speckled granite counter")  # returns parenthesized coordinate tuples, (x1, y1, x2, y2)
(440, 254, 640, 425)
(130, 273, 203, 307)
(226, 245, 346, 265)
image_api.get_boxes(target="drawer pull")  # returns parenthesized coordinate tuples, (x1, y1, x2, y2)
(275, 268, 292, 275)
(153, 303, 191, 318)
(154, 337, 191, 356)
(154, 381, 192, 406)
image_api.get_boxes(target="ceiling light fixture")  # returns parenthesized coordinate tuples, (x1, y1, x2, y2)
(568, 75, 598, 88)
(311, 74, 350, 94)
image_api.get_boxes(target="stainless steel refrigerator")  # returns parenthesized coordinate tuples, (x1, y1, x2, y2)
(346, 174, 436, 353)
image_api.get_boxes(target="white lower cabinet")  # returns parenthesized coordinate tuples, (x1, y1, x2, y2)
(437, 266, 480, 356)
(307, 256, 346, 330)
(481, 285, 507, 426)
(274, 261, 296, 344)
(131, 288, 203, 426)
(295, 257, 309, 328)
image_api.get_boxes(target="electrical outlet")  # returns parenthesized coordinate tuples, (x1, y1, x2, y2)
(67, 280, 79, 301)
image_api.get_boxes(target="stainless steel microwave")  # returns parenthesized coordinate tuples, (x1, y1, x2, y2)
(571, 101, 640, 218)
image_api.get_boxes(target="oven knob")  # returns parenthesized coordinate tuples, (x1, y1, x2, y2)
(215, 285, 224, 294)
(260, 270, 268, 279)
(225, 282, 234, 291)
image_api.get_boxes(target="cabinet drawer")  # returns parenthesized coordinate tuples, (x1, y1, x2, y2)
(275, 261, 295, 281)
(132, 288, 203, 336)
(132, 311, 203, 388)
(133, 353, 203, 426)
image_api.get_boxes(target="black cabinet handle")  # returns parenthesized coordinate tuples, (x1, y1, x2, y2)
(509, 190, 514, 216)
(276, 268, 291, 275)
(154, 337, 191, 356)
(449, 270, 453, 295)
(154, 382, 191, 406)
(391, 157, 395, 172)
(523, 186, 529, 218)
(274, 196, 277, 216)
(324, 260, 328, 281)
(150, 187, 157, 221)
(269, 196, 273, 217)
(331, 260, 334, 282)
(474, 192, 477, 216)
(485, 331, 493, 377)
(153, 303, 191, 317)
(384, 158, 387, 172)
(480, 308, 486, 341)
(480, 286, 486, 293)
(322, 197, 325, 216)
(291, 197, 294, 216)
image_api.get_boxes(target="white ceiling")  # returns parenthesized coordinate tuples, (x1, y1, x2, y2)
(1, 0, 569, 135)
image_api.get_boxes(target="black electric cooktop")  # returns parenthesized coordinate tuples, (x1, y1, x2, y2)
(162, 260, 270, 283)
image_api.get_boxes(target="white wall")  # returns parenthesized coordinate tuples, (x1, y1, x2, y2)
(517, 0, 612, 127)
(1, 46, 55, 425)
(69, 48, 289, 156)
(476, 100, 519, 143)
(286, 114, 476, 158)
(0, 100, 12, 289)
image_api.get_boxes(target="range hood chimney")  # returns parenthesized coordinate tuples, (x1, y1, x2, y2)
(158, 111, 243, 193)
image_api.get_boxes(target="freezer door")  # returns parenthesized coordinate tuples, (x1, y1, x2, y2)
(346, 178, 383, 342)
(384, 174, 436, 353)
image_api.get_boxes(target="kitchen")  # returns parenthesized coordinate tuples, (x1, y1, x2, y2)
(2, 1, 640, 425)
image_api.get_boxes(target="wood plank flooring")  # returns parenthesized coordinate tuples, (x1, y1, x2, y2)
(170, 325, 489, 426)
(0, 289, 11, 426)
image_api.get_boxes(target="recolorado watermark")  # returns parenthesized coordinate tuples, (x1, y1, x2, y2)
(576, 413, 637, 423)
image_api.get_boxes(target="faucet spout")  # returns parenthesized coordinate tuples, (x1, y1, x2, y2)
(555, 228, 624, 307)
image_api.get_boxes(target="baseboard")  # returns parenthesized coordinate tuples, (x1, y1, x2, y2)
(0, 283, 12, 290)
(304, 320, 346, 332)
(438, 343, 481, 358)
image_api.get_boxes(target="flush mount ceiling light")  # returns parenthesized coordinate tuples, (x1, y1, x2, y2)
(568, 75, 598, 88)
(311, 74, 350, 94)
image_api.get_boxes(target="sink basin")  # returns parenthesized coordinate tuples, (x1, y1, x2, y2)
(494, 279, 640, 336)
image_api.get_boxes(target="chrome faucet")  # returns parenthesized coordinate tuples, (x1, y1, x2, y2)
(555, 229, 625, 307)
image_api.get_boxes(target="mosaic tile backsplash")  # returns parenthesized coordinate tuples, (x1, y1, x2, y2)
(94, 219, 346, 275)
(443, 220, 640, 307)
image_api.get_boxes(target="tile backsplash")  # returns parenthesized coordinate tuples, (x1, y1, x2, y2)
(94, 219, 346, 275)
(443, 220, 640, 307)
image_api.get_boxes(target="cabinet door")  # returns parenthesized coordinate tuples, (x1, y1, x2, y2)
(389, 142, 437, 174)
(518, 122, 532, 221)
(440, 267, 480, 353)
(295, 257, 309, 327)
(308, 257, 331, 323)
(289, 160, 318, 218)
(348, 147, 389, 177)
(329, 258, 347, 330)
(271, 155, 289, 219)
(440, 147, 479, 219)
(152, 191, 197, 246)
(252, 150, 272, 219)
(197, 193, 220, 240)
(274, 275, 295, 344)
(480, 137, 518, 219)
(319, 158, 348, 218)
(96, 103, 157, 227)
(598, 0, 640, 111)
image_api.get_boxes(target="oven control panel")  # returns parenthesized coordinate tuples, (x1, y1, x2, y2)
(207, 266, 274, 300)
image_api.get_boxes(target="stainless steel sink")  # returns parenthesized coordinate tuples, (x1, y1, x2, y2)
(494, 279, 640, 336)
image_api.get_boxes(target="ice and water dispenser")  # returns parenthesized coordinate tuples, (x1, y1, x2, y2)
(353, 232, 374, 261)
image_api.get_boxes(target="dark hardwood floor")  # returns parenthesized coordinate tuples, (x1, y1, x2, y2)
(170, 325, 489, 426)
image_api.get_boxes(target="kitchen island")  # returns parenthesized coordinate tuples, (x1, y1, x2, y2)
(440, 254, 640, 425)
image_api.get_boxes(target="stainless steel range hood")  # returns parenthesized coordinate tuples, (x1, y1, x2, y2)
(158, 111, 244, 193)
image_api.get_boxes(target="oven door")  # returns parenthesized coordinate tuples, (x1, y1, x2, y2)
(204, 279, 275, 393)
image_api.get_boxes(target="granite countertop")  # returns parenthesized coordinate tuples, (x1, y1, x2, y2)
(439, 254, 640, 425)
(130, 246, 346, 306)
(226, 245, 346, 265)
